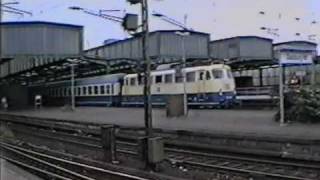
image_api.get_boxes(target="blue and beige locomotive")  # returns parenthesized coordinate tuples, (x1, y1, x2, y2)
(34, 63, 236, 108)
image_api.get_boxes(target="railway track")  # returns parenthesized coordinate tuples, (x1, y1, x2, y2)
(166, 148, 320, 180)
(116, 141, 320, 180)
(0, 142, 149, 180)
(1, 114, 320, 180)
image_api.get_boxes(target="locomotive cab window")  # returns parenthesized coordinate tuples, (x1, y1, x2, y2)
(130, 78, 136, 86)
(227, 69, 233, 79)
(212, 70, 224, 79)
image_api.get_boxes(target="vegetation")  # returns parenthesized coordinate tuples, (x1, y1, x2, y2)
(275, 88, 320, 123)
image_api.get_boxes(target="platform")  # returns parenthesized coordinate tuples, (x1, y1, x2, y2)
(0, 159, 42, 180)
(1, 107, 320, 139)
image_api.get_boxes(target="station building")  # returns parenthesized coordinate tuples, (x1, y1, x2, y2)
(85, 30, 210, 70)
(0, 21, 84, 108)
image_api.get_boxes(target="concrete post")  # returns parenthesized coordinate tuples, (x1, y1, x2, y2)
(101, 125, 118, 163)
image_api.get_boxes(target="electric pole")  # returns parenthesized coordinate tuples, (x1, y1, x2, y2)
(141, 0, 152, 138)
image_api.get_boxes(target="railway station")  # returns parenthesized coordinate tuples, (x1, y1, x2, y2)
(0, 1, 320, 180)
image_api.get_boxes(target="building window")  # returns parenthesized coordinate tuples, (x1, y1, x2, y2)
(155, 75, 163, 84)
(186, 72, 196, 82)
(164, 74, 173, 83)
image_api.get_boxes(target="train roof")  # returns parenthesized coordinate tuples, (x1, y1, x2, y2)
(39, 73, 126, 86)
(124, 64, 230, 78)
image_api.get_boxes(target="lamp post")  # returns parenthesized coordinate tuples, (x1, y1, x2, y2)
(71, 63, 75, 111)
(153, 12, 191, 116)
(260, 26, 286, 126)
(175, 31, 190, 116)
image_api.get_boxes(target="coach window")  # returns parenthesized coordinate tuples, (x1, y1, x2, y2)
(111, 85, 114, 95)
(155, 75, 163, 84)
(212, 70, 224, 79)
(88, 86, 92, 95)
(186, 72, 196, 82)
(125, 79, 129, 86)
(100, 85, 105, 95)
(130, 78, 136, 86)
(77, 87, 81, 96)
(94, 86, 99, 95)
(165, 74, 173, 83)
(206, 71, 211, 80)
(83, 87, 87, 95)
(106, 85, 110, 94)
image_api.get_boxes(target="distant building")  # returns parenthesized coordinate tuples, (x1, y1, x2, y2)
(273, 41, 317, 64)
(209, 36, 273, 66)
(0, 21, 83, 79)
(85, 30, 210, 65)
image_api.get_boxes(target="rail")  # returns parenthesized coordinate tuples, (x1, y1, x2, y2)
(1, 113, 320, 180)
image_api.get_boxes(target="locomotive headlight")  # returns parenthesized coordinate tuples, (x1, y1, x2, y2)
(219, 89, 223, 96)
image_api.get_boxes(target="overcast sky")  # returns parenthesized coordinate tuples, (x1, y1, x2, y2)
(3, 0, 320, 49)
